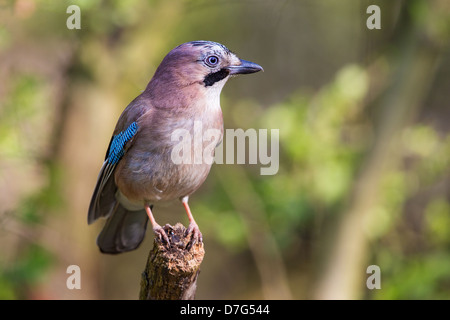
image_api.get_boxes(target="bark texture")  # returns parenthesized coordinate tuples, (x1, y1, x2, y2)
(139, 223, 205, 300)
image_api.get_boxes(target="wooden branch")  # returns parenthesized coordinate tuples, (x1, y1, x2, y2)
(139, 223, 205, 300)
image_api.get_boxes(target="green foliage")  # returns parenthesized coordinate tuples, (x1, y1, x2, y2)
(367, 124, 450, 299)
(375, 252, 450, 299)
(426, 198, 450, 245)
(1, 0, 449, 299)
(253, 65, 370, 244)
(0, 74, 46, 158)
(0, 245, 53, 300)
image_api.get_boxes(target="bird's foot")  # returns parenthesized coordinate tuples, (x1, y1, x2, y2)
(152, 223, 172, 245)
(185, 221, 203, 250)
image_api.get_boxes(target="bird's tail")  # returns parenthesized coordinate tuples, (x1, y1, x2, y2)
(96, 202, 148, 254)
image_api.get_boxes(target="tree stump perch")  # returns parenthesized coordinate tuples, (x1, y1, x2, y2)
(139, 223, 205, 300)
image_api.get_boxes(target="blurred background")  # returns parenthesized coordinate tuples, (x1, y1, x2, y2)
(0, 0, 449, 300)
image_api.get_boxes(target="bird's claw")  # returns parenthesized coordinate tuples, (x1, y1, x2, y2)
(153, 224, 171, 245)
(185, 222, 203, 250)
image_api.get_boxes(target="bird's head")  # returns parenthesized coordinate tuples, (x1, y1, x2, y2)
(145, 41, 263, 104)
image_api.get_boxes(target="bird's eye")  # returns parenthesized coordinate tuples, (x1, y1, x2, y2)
(205, 55, 219, 67)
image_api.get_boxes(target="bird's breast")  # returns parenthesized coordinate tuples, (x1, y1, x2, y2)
(115, 100, 223, 204)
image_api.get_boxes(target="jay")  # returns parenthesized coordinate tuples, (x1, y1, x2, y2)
(88, 41, 263, 253)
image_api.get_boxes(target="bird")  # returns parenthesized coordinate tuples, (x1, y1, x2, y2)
(88, 40, 263, 254)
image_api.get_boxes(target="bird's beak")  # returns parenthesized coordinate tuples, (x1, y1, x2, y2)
(226, 59, 264, 75)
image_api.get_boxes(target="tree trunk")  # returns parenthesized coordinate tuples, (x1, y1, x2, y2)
(139, 223, 205, 300)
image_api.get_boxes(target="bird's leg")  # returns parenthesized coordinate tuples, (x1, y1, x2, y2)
(181, 196, 203, 246)
(145, 203, 170, 244)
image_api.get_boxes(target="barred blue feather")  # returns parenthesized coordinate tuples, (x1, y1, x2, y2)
(107, 122, 138, 165)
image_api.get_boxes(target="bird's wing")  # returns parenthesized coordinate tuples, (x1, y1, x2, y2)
(87, 120, 139, 224)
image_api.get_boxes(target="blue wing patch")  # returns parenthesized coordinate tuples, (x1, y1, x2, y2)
(107, 122, 138, 165)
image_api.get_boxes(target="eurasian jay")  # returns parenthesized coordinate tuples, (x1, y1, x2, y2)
(88, 41, 263, 253)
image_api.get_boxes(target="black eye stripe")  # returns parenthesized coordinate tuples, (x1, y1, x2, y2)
(203, 68, 229, 87)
